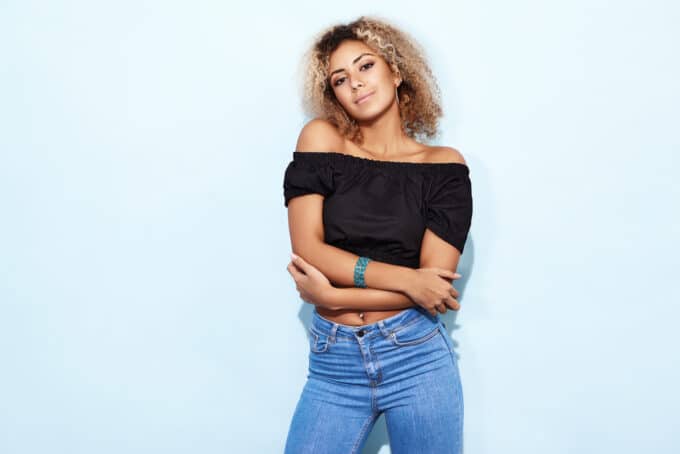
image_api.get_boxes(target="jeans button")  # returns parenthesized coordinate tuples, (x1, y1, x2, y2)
(357, 329, 365, 337)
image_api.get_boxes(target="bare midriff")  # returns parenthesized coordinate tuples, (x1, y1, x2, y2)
(315, 307, 408, 326)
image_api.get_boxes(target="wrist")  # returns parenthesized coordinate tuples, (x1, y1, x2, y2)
(394, 267, 417, 294)
(320, 287, 342, 311)
(362, 260, 416, 293)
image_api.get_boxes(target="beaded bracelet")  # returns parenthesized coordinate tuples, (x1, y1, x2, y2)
(353, 256, 371, 288)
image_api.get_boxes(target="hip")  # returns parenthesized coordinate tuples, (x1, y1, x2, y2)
(307, 306, 458, 386)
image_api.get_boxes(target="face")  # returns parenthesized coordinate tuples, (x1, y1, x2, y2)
(327, 40, 401, 121)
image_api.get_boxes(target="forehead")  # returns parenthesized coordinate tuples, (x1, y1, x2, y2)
(329, 40, 376, 66)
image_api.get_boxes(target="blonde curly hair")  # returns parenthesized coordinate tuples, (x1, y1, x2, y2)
(297, 16, 443, 144)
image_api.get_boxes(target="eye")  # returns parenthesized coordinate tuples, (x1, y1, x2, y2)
(332, 62, 374, 87)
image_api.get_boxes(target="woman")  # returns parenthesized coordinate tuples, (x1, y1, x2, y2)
(282, 16, 473, 454)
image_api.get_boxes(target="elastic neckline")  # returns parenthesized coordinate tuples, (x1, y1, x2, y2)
(293, 151, 469, 171)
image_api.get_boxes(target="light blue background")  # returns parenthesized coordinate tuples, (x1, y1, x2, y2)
(1, 1, 678, 453)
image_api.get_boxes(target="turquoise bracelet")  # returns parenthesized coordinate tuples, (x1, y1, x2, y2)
(353, 256, 371, 288)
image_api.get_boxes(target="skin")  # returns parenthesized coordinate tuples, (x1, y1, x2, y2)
(328, 39, 425, 158)
(286, 39, 465, 325)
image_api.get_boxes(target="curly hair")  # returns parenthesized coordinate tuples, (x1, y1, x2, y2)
(297, 15, 443, 144)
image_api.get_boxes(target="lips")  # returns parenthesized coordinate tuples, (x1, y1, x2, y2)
(355, 91, 375, 104)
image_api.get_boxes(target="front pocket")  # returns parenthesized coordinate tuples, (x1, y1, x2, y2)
(390, 324, 440, 346)
(308, 327, 330, 353)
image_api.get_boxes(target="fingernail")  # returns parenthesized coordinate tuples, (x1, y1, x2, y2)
(291, 253, 298, 260)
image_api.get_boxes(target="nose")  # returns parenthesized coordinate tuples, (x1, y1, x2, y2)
(351, 78, 364, 90)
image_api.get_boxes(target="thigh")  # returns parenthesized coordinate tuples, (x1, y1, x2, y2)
(284, 377, 377, 454)
(383, 333, 464, 454)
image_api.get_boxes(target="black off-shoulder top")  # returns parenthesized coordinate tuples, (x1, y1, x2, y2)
(283, 151, 473, 269)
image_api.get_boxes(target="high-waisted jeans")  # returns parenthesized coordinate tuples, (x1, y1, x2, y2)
(284, 306, 463, 454)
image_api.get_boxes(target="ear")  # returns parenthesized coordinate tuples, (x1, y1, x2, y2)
(390, 65, 402, 87)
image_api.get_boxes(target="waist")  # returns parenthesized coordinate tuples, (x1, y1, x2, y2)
(315, 307, 404, 326)
(312, 305, 438, 338)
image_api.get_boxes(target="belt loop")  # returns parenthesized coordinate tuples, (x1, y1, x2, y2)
(377, 320, 391, 337)
(329, 323, 339, 343)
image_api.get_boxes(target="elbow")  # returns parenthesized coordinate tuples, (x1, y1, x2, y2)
(419, 256, 461, 274)
(291, 238, 325, 265)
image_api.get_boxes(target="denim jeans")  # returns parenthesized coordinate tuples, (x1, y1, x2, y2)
(284, 306, 463, 454)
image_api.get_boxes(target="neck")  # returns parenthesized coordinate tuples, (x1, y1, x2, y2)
(355, 101, 412, 157)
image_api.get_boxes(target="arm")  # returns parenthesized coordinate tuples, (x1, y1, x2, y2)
(320, 223, 464, 312)
(419, 146, 468, 274)
(286, 121, 457, 313)
(288, 119, 417, 295)
(419, 228, 462, 274)
(413, 147, 469, 312)
(323, 286, 418, 312)
(287, 195, 460, 313)
(288, 194, 416, 295)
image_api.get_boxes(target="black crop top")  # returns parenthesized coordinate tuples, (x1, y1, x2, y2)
(283, 151, 473, 269)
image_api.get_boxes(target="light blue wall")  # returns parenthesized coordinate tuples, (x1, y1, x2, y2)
(1, 1, 678, 453)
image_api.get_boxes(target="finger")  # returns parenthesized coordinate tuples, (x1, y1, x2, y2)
(287, 264, 297, 280)
(449, 286, 459, 299)
(437, 269, 462, 280)
(289, 258, 307, 276)
(291, 253, 307, 271)
(290, 261, 305, 273)
(444, 295, 460, 311)
(287, 262, 304, 280)
(436, 303, 447, 314)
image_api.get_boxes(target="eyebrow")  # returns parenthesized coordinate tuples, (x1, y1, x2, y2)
(329, 53, 375, 78)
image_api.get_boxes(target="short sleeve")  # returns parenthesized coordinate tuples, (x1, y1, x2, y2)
(424, 166, 473, 254)
(283, 153, 335, 207)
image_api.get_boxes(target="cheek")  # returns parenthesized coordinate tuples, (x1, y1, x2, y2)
(332, 89, 353, 108)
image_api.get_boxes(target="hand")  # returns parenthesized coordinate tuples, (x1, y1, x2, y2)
(404, 268, 462, 317)
(286, 253, 335, 309)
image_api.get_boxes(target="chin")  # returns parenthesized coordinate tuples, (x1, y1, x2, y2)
(352, 100, 392, 120)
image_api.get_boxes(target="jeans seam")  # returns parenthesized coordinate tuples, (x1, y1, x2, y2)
(390, 316, 422, 333)
(368, 343, 383, 386)
(438, 327, 463, 451)
(350, 413, 376, 454)
(455, 361, 464, 452)
(438, 328, 455, 359)
(312, 313, 424, 340)
(309, 329, 329, 353)
(310, 326, 354, 341)
(391, 325, 440, 346)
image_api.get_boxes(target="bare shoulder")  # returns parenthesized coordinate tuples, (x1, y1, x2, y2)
(427, 146, 468, 165)
(295, 118, 344, 153)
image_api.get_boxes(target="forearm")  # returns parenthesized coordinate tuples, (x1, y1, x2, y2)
(323, 287, 418, 312)
(294, 241, 415, 293)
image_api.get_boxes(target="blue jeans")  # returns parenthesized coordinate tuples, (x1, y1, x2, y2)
(284, 306, 463, 454)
